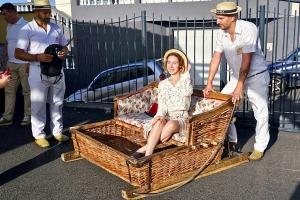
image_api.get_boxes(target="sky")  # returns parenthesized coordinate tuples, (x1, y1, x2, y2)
(0, 0, 56, 5)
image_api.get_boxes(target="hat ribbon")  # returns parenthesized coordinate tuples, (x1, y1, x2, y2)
(216, 8, 237, 14)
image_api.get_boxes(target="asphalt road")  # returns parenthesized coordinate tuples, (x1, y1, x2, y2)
(1, 106, 300, 200)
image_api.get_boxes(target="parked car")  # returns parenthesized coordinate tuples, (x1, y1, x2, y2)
(65, 59, 165, 103)
(268, 47, 300, 95)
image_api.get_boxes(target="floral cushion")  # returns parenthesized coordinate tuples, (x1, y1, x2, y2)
(117, 113, 152, 129)
(172, 132, 186, 143)
(116, 87, 225, 144)
(150, 87, 159, 105)
(188, 96, 202, 115)
(117, 87, 154, 116)
(191, 98, 224, 115)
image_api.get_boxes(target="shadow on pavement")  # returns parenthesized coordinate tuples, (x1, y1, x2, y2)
(235, 123, 279, 154)
(0, 106, 114, 186)
(0, 139, 71, 186)
(291, 183, 300, 200)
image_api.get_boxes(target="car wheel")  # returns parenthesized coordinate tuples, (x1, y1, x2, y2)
(269, 74, 287, 95)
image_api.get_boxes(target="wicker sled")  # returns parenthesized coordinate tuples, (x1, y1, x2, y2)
(62, 82, 249, 199)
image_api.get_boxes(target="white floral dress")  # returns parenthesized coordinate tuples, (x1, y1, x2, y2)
(143, 73, 193, 138)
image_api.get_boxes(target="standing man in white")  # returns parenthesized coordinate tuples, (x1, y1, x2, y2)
(15, 0, 69, 148)
(203, 2, 270, 161)
(0, 3, 30, 126)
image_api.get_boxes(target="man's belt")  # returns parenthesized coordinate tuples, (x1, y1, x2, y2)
(247, 69, 267, 79)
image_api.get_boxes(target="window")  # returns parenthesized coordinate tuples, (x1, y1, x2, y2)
(115, 68, 130, 84)
(90, 71, 115, 89)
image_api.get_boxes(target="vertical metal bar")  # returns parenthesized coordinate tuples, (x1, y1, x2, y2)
(236, 0, 240, 19)
(160, 15, 163, 62)
(256, 0, 259, 26)
(152, 13, 156, 81)
(264, 0, 269, 55)
(274, 0, 280, 62)
(134, 14, 138, 91)
(169, 16, 171, 49)
(118, 17, 124, 94)
(125, 15, 131, 93)
(111, 18, 116, 98)
(218, 12, 227, 91)
(96, 20, 100, 73)
(83, 20, 88, 103)
(211, 16, 214, 56)
(89, 20, 96, 102)
(73, 20, 79, 101)
(193, 17, 196, 87)
(176, 17, 179, 49)
(246, 0, 249, 21)
(220, 55, 227, 91)
(270, 8, 277, 124)
(142, 10, 148, 86)
(291, 9, 297, 129)
(104, 19, 109, 102)
(293, 8, 300, 129)
(281, 9, 287, 120)
(185, 17, 188, 55)
(202, 17, 205, 86)
(282, 5, 290, 128)
(110, 19, 116, 98)
(259, 5, 265, 53)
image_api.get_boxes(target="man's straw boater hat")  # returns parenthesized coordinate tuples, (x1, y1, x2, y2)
(34, 0, 51, 10)
(210, 2, 242, 15)
(164, 49, 188, 72)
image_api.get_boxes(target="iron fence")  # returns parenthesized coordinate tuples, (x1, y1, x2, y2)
(63, 0, 300, 131)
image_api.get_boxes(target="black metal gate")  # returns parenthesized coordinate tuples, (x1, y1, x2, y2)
(63, 0, 299, 131)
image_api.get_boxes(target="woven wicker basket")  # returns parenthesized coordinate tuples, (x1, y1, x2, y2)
(70, 119, 226, 187)
(69, 85, 235, 190)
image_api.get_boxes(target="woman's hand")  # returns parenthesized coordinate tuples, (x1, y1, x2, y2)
(184, 64, 191, 74)
(152, 116, 166, 125)
(0, 74, 11, 88)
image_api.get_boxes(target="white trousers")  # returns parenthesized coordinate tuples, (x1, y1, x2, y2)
(221, 71, 270, 152)
(28, 65, 66, 139)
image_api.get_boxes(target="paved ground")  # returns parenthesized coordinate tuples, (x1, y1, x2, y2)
(1, 106, 300, 200)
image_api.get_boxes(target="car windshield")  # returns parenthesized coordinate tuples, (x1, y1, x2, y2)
(155, 58, 164, 70)
(278, 47, 300, 61)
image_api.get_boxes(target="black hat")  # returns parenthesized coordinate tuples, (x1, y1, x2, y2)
(40, 44, 63, 77)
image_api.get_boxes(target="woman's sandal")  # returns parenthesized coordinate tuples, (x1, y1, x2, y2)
(131, 152, 145, 159)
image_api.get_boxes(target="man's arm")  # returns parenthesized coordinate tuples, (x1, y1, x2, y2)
(231, 52, 252, 104)
(203, 51, 223, 96)
(15, 48, 37, 61)
(15, 48, 54, 62)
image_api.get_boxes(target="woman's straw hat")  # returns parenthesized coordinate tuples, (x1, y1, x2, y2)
(34, 0, 51, 10)
(163, 49, 188, 72)
(210, 2, 242, 14)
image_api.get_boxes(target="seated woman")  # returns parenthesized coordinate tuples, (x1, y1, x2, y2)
(131, 49, 193, 159)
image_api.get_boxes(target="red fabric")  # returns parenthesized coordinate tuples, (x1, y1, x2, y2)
(148, 103, 158, 115)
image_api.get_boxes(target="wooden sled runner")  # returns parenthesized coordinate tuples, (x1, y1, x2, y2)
(62, 82, 249, 199)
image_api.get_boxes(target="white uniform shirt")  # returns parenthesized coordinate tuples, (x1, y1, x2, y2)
(16, 19, 68, 66)
(6, 17, 28, 63)
(215, 20, 267, 79)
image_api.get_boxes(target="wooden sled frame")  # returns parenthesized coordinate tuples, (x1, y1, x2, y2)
(62, 83, 249, 199)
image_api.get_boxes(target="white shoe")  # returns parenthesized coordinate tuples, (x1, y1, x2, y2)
(21, 116, 31, 126)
